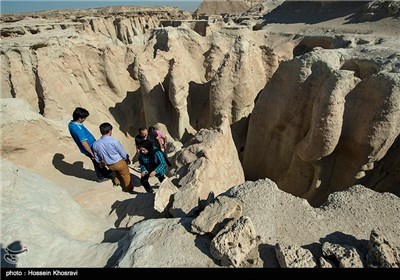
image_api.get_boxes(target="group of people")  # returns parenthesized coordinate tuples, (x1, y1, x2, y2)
(134, 126, 171, 193)
(68, 107, 168, 193)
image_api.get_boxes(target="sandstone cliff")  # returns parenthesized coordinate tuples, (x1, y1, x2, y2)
(2, 3, 399, 205)
(244, 46, 400, 206)
(196, 0, 252, 15)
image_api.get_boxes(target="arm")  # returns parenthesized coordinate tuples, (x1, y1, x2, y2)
(135, 137, 141, 151)
(162, 135, 167, 150)
(157, 137, 164, 151)
(156, 130, 166, 150)
(82, 141, 94, 158)
(91, 142, 103, 164)
(115, 140, 128, 160)
(138, 155, 148, 176)
(152, 151, 167, 176)
(93, 149, 104, 167)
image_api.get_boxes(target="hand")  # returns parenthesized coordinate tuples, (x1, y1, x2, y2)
(150, 171, 156, 177)
(125, 155, 131, 165)
(141, 172, 146, 177)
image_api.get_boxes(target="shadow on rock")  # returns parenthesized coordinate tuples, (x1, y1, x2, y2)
(130, 173, 142, 188)
(258, 243, 280, 268)
(262, 1, 363, 25)
(319, 231, 369, 257)
(102, 228, 130, 243)
(302, 242, 323, 261)
(109, 88, 144, 139)
(52, 153, 97, 181)
(103, 231, 131, 268)
(110, 194, 166, 228)
(194, 235, 220, 266)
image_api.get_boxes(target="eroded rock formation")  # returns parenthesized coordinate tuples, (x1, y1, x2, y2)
(244, 47, 400, 206)
(195, 0, 252, 15)
(209, 179, 400, 267)
(117, 218, 217, 267)
(210, 216, 257, 267)
(169, 114, 245, 217)
(1, 1, 400, 268)
(275, 244, 317, 268)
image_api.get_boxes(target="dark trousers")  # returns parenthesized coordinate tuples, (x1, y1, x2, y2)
(163, 151, 172, 167)
(140, 172, 165, 193)
(88, 156, 113, 180)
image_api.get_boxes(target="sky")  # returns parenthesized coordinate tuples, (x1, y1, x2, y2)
(0, 0, 204, 14)
(0, 0, 374, 15)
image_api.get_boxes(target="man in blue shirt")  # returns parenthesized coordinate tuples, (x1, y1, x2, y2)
(68, 107, 112, 182)
(138, 139, 167, 193)
(92, 123, 133, 192)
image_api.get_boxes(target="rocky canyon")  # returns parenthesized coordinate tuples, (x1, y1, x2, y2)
(1, 0, 399, 268)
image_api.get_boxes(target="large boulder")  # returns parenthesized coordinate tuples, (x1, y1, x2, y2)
(117, 218, 217, 267)
(169, 114, 245, 217)
(0, 159, 117, 267)
(191, 196, 242, 235)
(154, 178, 179, 213)
(210, 216, 257, 267)
(275, 244, 317, 268)
(366, 229, 400, 268)
(322, 242, 364, 268)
